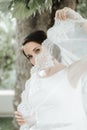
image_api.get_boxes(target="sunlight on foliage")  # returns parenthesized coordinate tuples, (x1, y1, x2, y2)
(77, 0, 87, 18)
(9, 0, 52, 20)
(0, 12, 16, 90)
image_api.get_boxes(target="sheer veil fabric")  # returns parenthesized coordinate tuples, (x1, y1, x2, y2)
(46, 9, 87, 88)
(18, 9, 87, 130)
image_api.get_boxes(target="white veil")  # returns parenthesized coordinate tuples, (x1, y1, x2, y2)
(31, 9, 87, 119)
(31, 9, 87, 75)
(47, 17, 87, 66)
(31, 9, 87, 88)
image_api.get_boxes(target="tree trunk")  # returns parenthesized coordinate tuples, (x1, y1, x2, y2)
(13, 11, 51, 130)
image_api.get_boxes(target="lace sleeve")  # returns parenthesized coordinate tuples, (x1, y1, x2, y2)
(67, 55, 87, 89)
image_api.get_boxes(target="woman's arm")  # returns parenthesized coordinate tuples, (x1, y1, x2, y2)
(67, 55, 87, 88)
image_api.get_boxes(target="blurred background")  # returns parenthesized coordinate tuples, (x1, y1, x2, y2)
(0, 0, 87, 130)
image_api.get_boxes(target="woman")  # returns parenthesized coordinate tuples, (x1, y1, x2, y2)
(15, 7, 87, 130)
(15, 30, 62, 126)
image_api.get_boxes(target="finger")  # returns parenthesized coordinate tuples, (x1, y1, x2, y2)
(58, 11, 63, 20)
(15, 111, 21, 115)
(57, 9, 65, 20)
(60, 8, 68, 20)
(18, 121, 25, 126)
(60, 10, 66, 20)
(16, 118, 25, 122)
(64, 9, 69, 19)
(15, 111, 22, 116)
(63, 11, 67, 20)
(17, 119, 26, 123)
(63, 7, 71, 19)
(55, 10, 58, 19)
(15, 113, 23, 118)
(62, 10, 67, 20)
(16, 117, 26, 123)
(61, 11, 65, 20)
(55, 10, 61, 19)
(15, 115, 23, 119)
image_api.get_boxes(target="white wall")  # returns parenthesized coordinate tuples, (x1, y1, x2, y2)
(0, 90, 15, 117)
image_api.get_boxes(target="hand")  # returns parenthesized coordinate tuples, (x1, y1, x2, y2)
(15, 111, 26, 126)
(55, 7, 73, 20)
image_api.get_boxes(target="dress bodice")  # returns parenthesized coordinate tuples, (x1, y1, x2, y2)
(28, 68, 87, 127)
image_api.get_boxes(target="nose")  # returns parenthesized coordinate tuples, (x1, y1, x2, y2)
(32, 53, 38, 65)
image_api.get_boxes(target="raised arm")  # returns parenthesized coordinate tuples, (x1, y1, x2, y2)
(67, 55, 87, 88)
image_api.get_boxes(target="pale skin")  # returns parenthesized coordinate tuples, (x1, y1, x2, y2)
(15, 7, 87, 126)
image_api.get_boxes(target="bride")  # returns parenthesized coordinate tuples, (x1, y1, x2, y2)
(15, 7, 87, 130)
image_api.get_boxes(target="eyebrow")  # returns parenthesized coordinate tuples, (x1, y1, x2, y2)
(26, 46, 41, 56)
(32, 46, 41, 51)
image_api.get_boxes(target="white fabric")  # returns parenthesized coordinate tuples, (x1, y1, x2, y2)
(18, 68, 87, 130)
(17, 9, 87, 130)
(47, 8, 87, 66)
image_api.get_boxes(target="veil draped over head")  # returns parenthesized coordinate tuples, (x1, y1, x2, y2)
(31, 8, 87, 89)
(31, 9, 87, 72)
(47, 9, 87, 66)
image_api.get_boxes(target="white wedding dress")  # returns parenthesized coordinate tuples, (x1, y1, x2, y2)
(17, 9, 87, 130)
(18, 64, 87, 130)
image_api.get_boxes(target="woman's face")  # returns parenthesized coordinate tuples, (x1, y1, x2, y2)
(23, 42, 42, 65)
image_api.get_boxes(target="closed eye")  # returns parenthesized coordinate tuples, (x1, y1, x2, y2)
(35, 48, 41, 54)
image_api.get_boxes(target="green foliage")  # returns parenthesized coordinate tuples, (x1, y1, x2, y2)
(0, 12, 15, 70)
(0, 118, 13, 130)
(77, 0, 87, 18)
(9, 0, 52, 20)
